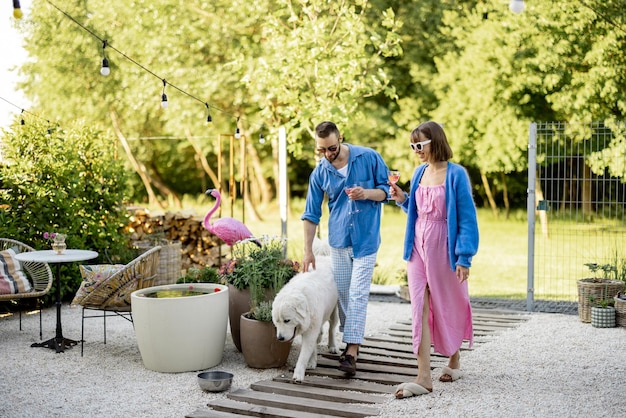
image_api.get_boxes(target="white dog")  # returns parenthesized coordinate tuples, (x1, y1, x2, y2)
(272, 241, 338, 383)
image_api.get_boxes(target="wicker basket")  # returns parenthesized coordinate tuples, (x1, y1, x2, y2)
(136, 241, 182, 286)
(614, 294, 626, 327)
(577, 279, 624, 323)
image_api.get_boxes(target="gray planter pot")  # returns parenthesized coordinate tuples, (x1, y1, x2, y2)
(591, 306, 616, 328)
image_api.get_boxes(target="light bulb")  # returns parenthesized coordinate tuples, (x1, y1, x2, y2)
(509, 0, 525, 13)
(13, 0, 23, 19)
(100, 58, 110, 76)
(207, 113, 212, 123)
(235, 127, 241, 139)
(161, 93, 168, 109)
(259, 133, 265, 144)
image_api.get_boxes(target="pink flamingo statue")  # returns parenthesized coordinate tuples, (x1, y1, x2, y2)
(203, 189, 261, 247)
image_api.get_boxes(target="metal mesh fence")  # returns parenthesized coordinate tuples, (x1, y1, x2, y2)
(527, 121, 626, 313)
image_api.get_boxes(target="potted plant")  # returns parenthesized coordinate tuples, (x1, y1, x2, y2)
(176, 266, 219, 284)
(218, 236, 300, 356)
(611, 251, 626, 327)
(577, 262, 624, 323)
(589, 295, 616, 328)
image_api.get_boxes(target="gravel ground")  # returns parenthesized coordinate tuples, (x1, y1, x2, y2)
(1, 299, 625, 418)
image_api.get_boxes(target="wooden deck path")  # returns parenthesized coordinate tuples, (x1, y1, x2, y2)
(187, 308, 529, 418)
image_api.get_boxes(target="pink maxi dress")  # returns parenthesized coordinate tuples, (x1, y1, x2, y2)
(407, 184, 473, 356)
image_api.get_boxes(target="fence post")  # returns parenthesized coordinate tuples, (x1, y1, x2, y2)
(526, 122, 537, 312)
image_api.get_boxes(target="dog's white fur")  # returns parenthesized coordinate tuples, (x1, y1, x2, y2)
(272, 239, 338, 383)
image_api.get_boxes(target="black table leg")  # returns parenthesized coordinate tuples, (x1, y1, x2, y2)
(31, 263, 77, 353)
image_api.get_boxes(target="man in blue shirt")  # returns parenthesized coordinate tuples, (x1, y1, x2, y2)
(301, 121, 389, 376)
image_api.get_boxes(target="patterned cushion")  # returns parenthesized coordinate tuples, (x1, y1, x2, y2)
(71, 264, 124, 306)
(0, 248, 32, 294)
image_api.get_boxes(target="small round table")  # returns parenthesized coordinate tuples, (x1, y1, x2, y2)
(14, 249, 98, 353)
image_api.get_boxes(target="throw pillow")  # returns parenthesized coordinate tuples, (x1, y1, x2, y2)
(0, 248, 32, 294)
(71, 264, 124, 306)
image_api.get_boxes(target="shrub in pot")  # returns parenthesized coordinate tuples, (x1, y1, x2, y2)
(589, 295, 616, 328)
(577, 262, 624, 323)
(218, 236, 299, 352)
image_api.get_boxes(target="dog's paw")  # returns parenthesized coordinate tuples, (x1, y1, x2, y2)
(307, 360, 317, 369)
(328, 345, 339, 354)
(292, 372, 305, 383)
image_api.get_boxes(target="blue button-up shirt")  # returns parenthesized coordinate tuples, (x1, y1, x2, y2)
(302, 144, 389, 258)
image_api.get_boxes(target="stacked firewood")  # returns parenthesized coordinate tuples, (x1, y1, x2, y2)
(125, 207, 229, 270)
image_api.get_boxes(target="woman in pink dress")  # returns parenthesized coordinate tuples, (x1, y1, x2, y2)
(389, 121, 479, 398)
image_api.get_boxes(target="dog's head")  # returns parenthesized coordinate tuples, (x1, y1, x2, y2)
(272, 291, 310, 342)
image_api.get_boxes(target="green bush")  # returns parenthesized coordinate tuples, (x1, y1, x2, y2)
(0, 120, 132, 303)
(176, 266, 219, 284)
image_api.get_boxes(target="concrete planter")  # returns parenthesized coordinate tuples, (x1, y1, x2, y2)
(131, 283, 229, 373)
(240, 313, 292, 369)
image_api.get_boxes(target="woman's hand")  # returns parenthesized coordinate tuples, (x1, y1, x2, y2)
(456, 265, 470, 283)
(388, 182, 406, 204)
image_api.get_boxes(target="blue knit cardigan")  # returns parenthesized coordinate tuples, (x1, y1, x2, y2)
(397, 162, 479, 271)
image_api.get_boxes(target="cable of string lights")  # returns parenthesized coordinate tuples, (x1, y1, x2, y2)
(5, 0, 269, 139)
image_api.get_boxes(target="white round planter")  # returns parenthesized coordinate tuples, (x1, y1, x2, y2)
(131, 283, 229, 373)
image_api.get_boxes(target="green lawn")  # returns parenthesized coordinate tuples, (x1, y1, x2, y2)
(212, 198, 531, 300)
(167, 195, 624, 302)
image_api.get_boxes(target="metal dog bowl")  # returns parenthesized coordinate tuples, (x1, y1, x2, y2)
(197, 371, 233, 392)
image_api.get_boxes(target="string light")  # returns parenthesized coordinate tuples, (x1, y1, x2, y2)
(205, 103, 212, 123)
(234, 117, 241, 138)
(13, 0, 23, 19)
(259, 125, 266, 144)
(161, 79, 168, 109)
(509, 0, 525, 13)
(1, 96, 54, 129)
(100, 40, 110, 76)
(13, 1, 269, 135)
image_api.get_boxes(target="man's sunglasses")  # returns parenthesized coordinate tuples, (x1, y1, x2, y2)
(409, 140, 431, 152)
(317, 144, 340, 153)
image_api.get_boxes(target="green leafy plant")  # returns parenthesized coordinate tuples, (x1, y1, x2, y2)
(583, 263, 617, 282)
(0, 120, 131, 303)
(249, 301, 273, 322)
(176, 266, 219, 284)
(218, 236, 300, 321)
(589, 294, 614, 309)
(608, 248, 626, 284)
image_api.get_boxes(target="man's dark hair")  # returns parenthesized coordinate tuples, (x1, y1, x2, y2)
(315, 121, 340, 139)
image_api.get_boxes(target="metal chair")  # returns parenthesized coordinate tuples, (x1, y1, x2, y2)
(77, 246, 161, 355)
(0, 238, 54, 339)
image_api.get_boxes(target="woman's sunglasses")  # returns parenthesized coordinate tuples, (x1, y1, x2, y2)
(409, 140, 431, 151)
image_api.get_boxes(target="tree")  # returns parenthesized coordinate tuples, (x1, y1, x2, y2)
(0, 118, 132, 301)
(18, 0, 401, 209)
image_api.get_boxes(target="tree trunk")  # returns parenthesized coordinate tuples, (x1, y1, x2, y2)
(147, 163, 182, 208)
(184, 128, 220, 190)
(501, 172, 510, 219)
(480, 170, 498, 217)
(581, 161, 593, 217)
(110, 110, 162, 208)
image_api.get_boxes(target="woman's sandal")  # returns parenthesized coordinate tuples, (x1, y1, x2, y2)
(395, 382, 432, 399)
(439, 366, 462, 382)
